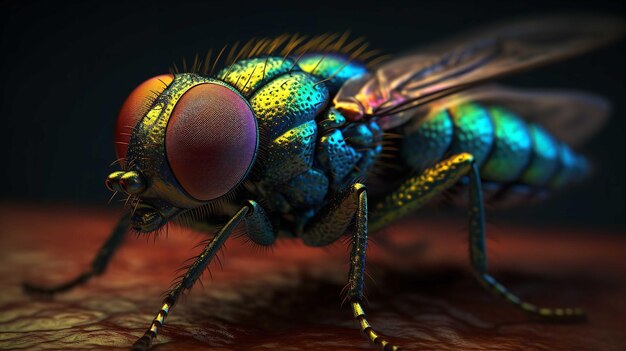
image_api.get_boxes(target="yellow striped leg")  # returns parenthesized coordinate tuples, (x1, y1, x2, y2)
(346, 188, 401, 351)
(370, 153, 584, 323)
(131, 206, 249, 351)
(352, 302, 400, 351)
(467, 162, 586, 321)
(132, 300, 173, 350)
(479, 273, 585, 319)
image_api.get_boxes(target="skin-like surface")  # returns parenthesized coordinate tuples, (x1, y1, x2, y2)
(1, 204, 625, 350)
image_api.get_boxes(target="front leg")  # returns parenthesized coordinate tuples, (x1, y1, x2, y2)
(23, 213, 131, 296)
(131, 205, 250, 351)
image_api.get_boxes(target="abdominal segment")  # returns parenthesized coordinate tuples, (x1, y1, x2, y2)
(400, 102, 589, 206)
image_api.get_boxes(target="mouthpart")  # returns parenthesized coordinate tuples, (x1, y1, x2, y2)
(131, 204, 164, 232)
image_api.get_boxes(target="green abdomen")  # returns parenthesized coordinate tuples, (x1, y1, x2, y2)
(401, 102, 589, 190)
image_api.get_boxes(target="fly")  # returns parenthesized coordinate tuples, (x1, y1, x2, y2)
(24, 15, 624, 351)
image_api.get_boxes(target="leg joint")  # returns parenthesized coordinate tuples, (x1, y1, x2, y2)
(352, 182, 367, 195)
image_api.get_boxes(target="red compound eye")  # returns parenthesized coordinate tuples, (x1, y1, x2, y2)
(165, 83, 258, 201)
(114, 74, 174, 162)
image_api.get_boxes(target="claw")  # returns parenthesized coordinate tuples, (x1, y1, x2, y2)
(351, 301, 400, 351)
(131, 334, 152, 351)
(480, 273, 587, 323)
(22, 271, 94, 297)
(22, 282, 55, 299)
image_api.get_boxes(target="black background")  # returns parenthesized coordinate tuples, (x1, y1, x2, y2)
(1, 0, 624, 229)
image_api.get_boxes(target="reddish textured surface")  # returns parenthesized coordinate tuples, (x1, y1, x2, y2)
(0, 204, 625, 351)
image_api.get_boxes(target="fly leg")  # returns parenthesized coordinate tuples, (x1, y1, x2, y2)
(300, 183, 364, 246)
(347, 187, 401, 351)
(369, 153, 475, 232)
(23, 213, 131, 297)
(131, 204, 257, 351)
(243, 200, 275, 246)
(301, 183, 400, 351)
(371, 152, 585, 322)
(465, 162, 586, 321)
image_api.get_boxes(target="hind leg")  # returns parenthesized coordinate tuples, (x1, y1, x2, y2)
(23, 214, 131, 296)
(465, 162, 585, 321)
(371, 152, 585, 321)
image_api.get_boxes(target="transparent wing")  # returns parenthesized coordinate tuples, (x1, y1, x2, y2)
(397, 85, 610, 146)
(334, 14, 624, 128)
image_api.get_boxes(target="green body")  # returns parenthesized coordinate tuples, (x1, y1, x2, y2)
(400, 102, 589, 197)
(32, 25, 609, 351)
(212, 54, 380, 237)
(123, 51, 590, 236)
(206, 53, 589, 236)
